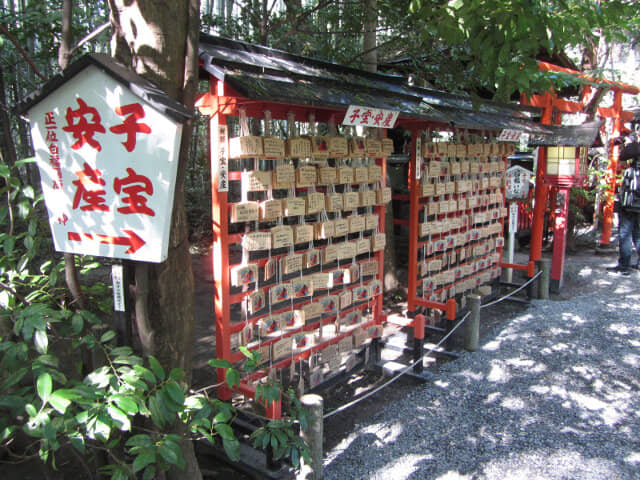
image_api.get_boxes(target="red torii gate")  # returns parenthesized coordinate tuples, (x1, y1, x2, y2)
(522, 62, 639, 286)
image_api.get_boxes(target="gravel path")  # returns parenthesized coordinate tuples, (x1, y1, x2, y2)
(323, 252, 640, 479)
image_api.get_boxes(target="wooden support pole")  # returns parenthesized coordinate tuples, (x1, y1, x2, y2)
(538, 258, 551, 300)
(464, 294, 481, 352)
(299, 394, 324, 480)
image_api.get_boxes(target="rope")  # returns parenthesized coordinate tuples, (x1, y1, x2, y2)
(480, 271, 542, 309)
(323, 312, 471, 419)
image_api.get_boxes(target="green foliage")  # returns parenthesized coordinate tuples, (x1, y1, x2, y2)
(0, 164, 240, 477)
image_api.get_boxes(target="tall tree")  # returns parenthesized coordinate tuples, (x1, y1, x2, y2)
(107, 1, 202, 478)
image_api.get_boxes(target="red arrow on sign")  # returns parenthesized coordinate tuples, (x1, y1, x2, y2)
(68, 229, 146, 254)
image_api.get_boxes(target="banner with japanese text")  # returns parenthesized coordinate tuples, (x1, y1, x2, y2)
(27, 65, 183, 262)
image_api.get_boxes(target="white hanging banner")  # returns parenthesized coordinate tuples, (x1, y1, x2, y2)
(342, 105, 399, 129)
(497, 129, 524, 142)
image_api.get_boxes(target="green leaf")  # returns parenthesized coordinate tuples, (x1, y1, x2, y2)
(71, 314, 84, 334)
(142, 465, 156, 480)
(37, 372, 52, 404)
(207, 358, 232, 369)
(158, 441, 180, 466)
(225, 368, 241, 389)
(148, 356, 165, 381)
(290, 447, 300, 467)
(168, 368, 185, 381)
(48, 391, 73, 414)
(164, 381, 185, 406)
(113, 395, 139, 415)
(107, 405, 132, 432)
(132, 450, 156, 472)
(100, 330, 116, 343)
(132, 365, 157, 384)
(214, 422, 235, 441)
(126, 434, 153, 448)
(222, 437, 240, 462)
(34, 329, 48, 354)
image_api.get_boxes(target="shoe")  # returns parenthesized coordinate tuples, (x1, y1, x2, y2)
(606, 265, 624, 272)
(621, 269, 631, 276)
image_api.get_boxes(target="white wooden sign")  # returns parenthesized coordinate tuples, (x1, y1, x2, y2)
(25, 64, 185, 262)
(342, 105, 399, 129)
(505, 165, 533, 200)
(498, 129, 524, 142)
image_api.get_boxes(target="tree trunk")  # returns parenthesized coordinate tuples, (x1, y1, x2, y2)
(108, 1, 202, 479)
(363, 0, 377, 73)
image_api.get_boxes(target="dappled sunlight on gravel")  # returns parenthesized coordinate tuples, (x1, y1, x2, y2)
(324, 252, 640, 479)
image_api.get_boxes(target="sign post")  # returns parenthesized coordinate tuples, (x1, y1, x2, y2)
(505, 165, 533, 282)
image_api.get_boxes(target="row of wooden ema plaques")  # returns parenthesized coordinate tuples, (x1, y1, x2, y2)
(213, 127, 514, 400)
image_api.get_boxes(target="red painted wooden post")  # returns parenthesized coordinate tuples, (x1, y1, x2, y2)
(407, 128, 421, 313)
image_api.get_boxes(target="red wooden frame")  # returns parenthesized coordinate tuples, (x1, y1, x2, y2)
(198, 78, 388, 418)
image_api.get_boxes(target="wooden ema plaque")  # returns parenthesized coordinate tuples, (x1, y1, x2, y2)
(294, 224, 314, 244)
(318, 166, 337, 186)
(281, 253, 303, 274)
(296, 165, 317, 187)
(360, 190, 376, 207)
(322, 244, 338, 264)
(338, 241, 356, 260)
(243, 232, 271, 251)
(272, 337, 292, 361)
(350, 137, 366, 157)
(311, 136, 331, 158)
(320, 295, 339, 314)
(421, 183, 435, 197)
(354, 166, 369, 184)
(371, 233, 386, 252)
(365, 214, 378, 230)
(248, 289, 266, 314)
(360, 260, 379, 277)
(306, 192, 325, 215)
(270, 283, 292, 305)
(305, 249, 320, 268)
(292, 277, 313, 298)
(274, 164, 295, 189)
(302, 301, 323, 320)
(231, 202, 259, 223)
(334, 219, 349, 237)
(262, 137, 285, 159)
(260, 199, 282, 221)
(368, 164, 382, 182)
(356, 238, 370, 255)
(231, 263, 258, 286)
(343, 192, 360, 211)
(329, 137, 349, 157)
(229, 135, 263, 159)
(315, 221, 335, 240)
(283, 197, 306, 217)
(243, 170, 271, 191)
(337, 167, 354, 184)
(376, 187, 392, 205)
(311, 272, 333, 290)
(365, 139, 382, 158)
(286, 137, 311, 158)
(349, 215, 366, 233)
(325, 194, 343, 212)
(271, 225, 294, 249)
(381, 138, 394, 156)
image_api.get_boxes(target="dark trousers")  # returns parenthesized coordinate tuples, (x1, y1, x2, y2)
(618, 209, 640, 269)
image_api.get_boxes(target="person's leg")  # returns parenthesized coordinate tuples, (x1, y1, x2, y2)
(632, 212, 640, 269)
(618, 210, 634, 271)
